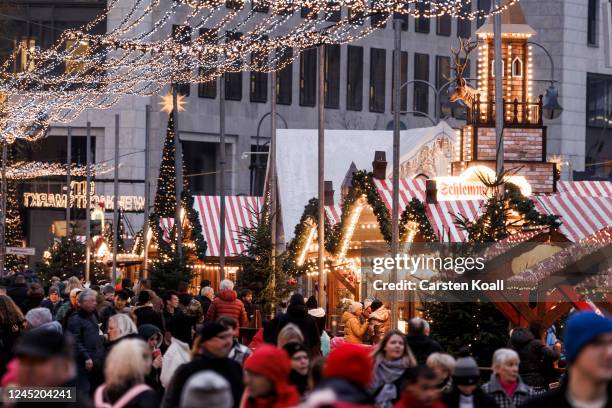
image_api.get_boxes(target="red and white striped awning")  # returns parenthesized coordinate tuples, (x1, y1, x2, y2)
(426, 200, 484, 242)
(159, 196, 262, 257)
(557, 181, 612, 197)
(374, 178, 427, 211)
(325, 205, 342, 225)
(194, 196, 263, 257)
(532, 194, 612, 242)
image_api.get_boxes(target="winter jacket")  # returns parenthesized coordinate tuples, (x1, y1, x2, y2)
(394, 390, 447, 408)
(443, 386, 498, 408)
(342, 311, 369, 344)
(276, 304, 322, 355)
(40, 298, 63, 317)
(7, 283, 28, 312)
(94, 384, 159, 408)
(509, 327, 559, 389)
(162, 354, 244, 408)
(228, 338, 252, 366)
(66, 310, 106, 366)
(314, 377, 375, 405)
(308, 307, 327, 337)
(405, 334, 443, 365)
(160, 337, 192, 388)
(132, 304, 163, 331)
(196, 295, 212, 316)
(518, 380, 612, 408)
(368, 306, 391, 345)
(205, 289, 248, 330)
(0, 321, 25, 378)
(482, 373, 536, 408)
(21, 294, 44, 314)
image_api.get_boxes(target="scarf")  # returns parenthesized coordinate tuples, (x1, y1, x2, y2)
(371, 359, 407, 408)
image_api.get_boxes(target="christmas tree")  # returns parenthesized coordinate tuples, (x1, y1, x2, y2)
(37, 229, 86, 283)
(1, 146, 26, 272)
(104, 210, 126, 253)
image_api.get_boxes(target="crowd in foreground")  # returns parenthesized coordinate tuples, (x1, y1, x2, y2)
(0, 271, 610, 408)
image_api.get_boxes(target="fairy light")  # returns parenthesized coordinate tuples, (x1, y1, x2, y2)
(5, 161, 111, 180)
(337, 195, 366, 259)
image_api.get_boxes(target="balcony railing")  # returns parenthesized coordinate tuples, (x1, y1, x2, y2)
(467, 94, 543, 126)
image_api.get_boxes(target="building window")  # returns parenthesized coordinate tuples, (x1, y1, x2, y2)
(276, 48, 292, 105)
(392, 12, 409, 31)
(477, 0, 491, 27)
(172, 25, 192, 96)
(369, 48, 386, 112)
(511, 57, 523, 77)
(64, 39, 90, 74)
(250, 35, 268, 103)
(414, 53, 429, 115)
(588, 0, 598, 46)
(437, 14, 451, 36)
(325, 45, 341, 108)
(457, 1, 472, 39)
(326, 1, 341, 22)
(587, 73, 612, 127)
(225, 31, 243, 100)
(371, 0, 389, 28)
(346, 45, 363, 111)
(226, 0, 243, 10)
(415, 2, 430, 33)
(198, 28, 216, 99)
(250, 144, 269, 196)
(436, 55, 451, 112)
(184, 141, 217, 195)
(391, 51, 408, 112)
(300, 47, 317, 106)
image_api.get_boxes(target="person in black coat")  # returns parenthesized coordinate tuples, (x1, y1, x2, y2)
(405, 317, 443, 365)
(66, 289, 105, 395)
(443, 357, 498, 408)
(509, 324, 559, 391)
(275, 293, 321, 356)
(7, 274, 28, 312)
(132, 290, 163, 331)
(162, 322, 243, 408)
(195, 287, 214, 316)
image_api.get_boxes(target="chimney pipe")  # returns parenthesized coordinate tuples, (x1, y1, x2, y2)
(426, 179, 438, 204)
(372, 151, 387, 180)
(324, 181, 334, 205)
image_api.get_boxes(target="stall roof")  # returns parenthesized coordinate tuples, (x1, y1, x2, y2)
(276, 121, 456, 242)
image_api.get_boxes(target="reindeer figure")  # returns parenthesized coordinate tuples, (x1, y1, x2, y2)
(449, 38, 479, 107)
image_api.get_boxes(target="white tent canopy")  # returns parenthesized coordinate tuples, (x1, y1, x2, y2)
(276, 121, 457, 243)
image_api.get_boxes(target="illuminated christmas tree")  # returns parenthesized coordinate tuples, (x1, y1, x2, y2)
(1, 147, 26, 272)
(37, 230, 86, 283)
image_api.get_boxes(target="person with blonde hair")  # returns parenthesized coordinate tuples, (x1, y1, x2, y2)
(107, 313, 138, 344)
(370, 329, 417, 408)
(94, 338, 159, 407)
(64, 276, 83, 297)
(342, 301, 369, 344)
(426, 352, 456, 393)
(277, 323, 305, 349)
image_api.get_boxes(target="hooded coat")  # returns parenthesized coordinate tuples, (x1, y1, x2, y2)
(276, 299, 321, 355)
(205, 289, 248, 330)
(368, 306, 390, 345)
(509, 327, 559, 388)
(342, 311, 369, 344)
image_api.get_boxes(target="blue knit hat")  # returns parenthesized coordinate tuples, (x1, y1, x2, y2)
(564, 312, 612, 362)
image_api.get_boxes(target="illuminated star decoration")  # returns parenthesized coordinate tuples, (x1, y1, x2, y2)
(159, 92, 187, 113)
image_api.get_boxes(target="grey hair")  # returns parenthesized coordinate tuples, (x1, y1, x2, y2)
(109, 314, 138, 338)
(492, 348, 519, 368)
(25, 307, 52, 328)
(78, 289, 97, 304)
(277, 323, 304, 348)
(180, 371, 233, 408)
(219, 279, 234, 291)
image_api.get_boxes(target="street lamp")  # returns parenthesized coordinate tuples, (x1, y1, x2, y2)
(542, 83, 563, 120)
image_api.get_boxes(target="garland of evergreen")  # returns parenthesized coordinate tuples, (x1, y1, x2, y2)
(399, 198, 439, 243)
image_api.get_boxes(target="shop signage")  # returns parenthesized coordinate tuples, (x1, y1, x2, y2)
(6, 247, 36, 256)
(22, 181, 145, 212)
(435, 165, 532, 201)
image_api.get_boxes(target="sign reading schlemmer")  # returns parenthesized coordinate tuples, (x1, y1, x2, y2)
(22, 181, 144, 212)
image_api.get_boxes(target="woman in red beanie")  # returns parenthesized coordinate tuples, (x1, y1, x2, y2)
(241, 344, 301, 408)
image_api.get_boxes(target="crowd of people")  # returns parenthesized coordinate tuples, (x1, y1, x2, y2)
(0, 271, 610, 408)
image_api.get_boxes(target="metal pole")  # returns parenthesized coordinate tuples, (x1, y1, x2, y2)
(0, 141, 6, 277)
(317, 45, 326, 309)
(173, 85, 183, 262)
(219, 75, 226, 280)
(112, 114, 119, 286)
(390, 18, 401, 329)
(66, 127, 72, 236)
(270, 69, 277, 305)
(142, 105, 151, 277)
(85, 122, 92, 282)
(494, 0, 504, 184)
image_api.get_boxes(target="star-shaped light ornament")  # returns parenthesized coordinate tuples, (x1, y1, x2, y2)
(159, 92, 187, 113)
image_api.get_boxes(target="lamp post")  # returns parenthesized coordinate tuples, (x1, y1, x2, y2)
(251, 111, 288, 196)
(527, 41, 563, 120)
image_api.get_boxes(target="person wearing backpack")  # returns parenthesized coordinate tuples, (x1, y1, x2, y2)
(94, 338, 159, 408)
(370, 330, 417, 408)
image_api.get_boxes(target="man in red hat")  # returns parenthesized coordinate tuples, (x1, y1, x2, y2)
(242, 344, 301, 408)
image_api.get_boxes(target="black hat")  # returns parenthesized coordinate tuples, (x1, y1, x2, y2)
(197, 322, 227, 342)
(453, 357, 480, 385)
(283, 341, 309, 358)
(15, 330, 73, 360)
